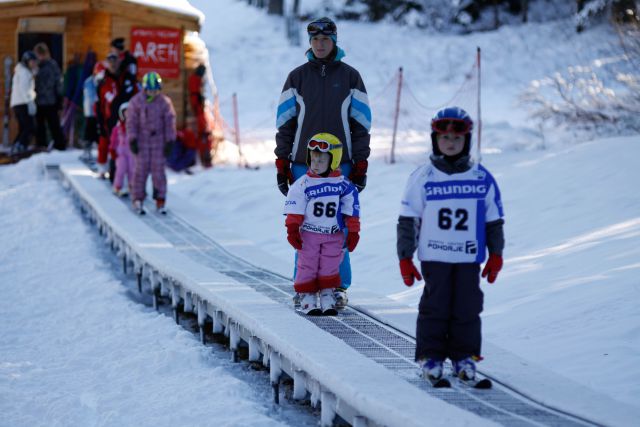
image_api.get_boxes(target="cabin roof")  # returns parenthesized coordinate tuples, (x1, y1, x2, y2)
(0, 0, 204, 26)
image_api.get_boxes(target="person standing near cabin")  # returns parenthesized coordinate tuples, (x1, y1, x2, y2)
(33, 43, 66, 151)
(188, 64, 212, 168)
(96, 53, 120, 179)
(10, 51, 38, 152)
(82, 61, 105, 159)
(127, 72, 176, 215)
(275, 17, 372, 309)
(109, 37, 138, 132)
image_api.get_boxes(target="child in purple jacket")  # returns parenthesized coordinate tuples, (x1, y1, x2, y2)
(109, 102, 134, 197)
(127, 72, 176, 215)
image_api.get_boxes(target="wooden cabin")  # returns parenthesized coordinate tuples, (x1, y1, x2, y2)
(0, 0, 210, 144)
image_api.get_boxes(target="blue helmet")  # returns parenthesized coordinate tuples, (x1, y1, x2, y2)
(430, 107, 474, 157)
(142, 71, 162, 91)
(431, 107, 473, 135)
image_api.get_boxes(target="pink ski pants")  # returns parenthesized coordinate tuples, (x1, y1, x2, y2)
(294, 230, 345, 293)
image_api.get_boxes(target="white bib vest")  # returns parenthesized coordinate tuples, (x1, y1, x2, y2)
(285, 173, 360, 234)
(400, 163, 503, 263)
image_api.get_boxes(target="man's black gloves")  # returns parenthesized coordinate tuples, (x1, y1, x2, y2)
(276, 158, 294, 196)
(349, 160, 368, 193)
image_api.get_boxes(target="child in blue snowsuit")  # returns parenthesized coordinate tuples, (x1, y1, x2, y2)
(396, 107, 505, 383)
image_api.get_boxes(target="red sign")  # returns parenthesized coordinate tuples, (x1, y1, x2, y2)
(131, 27, 181, 79)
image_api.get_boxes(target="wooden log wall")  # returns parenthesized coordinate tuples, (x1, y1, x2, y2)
(0, 18, 19, 143)
(82, 10, 111, 62)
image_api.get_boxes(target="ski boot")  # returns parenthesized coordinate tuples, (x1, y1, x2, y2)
(292, 292, 301, 308)
(334, 287, 348, 309)
(299, 292, 321, 316)
(132, 200, 146, 215)
(97, 163, 109, 180)
(156, 198, 167, 215)
(319, 289, 338, 316)
(453, 357, 477, 381)
(419, 359, 449, 387)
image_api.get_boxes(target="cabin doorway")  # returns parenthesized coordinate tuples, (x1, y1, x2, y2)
(18, 33, 64, 69)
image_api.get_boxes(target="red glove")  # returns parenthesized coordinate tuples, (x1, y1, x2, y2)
(276, 158, 294, 196)
(349, 160, 368, 193)
(399, 258, 422, 286)
(481, 254, 503, 284)
(344, 215, 360, 252)
(346, 232, 359, 252)
(285, 214, 304, 250)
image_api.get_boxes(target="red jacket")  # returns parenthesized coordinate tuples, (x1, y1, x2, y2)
(97, 71, 119, 135)
(188, 73, 204, 114)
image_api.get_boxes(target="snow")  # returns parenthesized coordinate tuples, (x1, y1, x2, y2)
(0, 157, 317, 427)
(59, 164, 487, 427)
(1, 0, 639, 424)
(123, 0, 204, 23)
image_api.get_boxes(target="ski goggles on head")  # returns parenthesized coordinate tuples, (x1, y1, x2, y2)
(307, 21, 337, 36)
(308, 139, 331, 151)
(308, 139, 342, 152)
(431, 118, 471, 135)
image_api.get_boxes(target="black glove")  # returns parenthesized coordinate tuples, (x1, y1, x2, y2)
(164, 141, 173, 158)
(349, 160, 368, 193)
(275, 158, 294, 196)
(130, 138, 138, 155)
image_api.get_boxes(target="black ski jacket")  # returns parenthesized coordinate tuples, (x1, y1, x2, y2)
(275, 48, 371, 165)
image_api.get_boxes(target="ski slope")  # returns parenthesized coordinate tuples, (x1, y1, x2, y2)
(187, 0, 640, 409)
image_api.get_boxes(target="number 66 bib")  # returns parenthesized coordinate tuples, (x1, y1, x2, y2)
(284, 174, 360, 234)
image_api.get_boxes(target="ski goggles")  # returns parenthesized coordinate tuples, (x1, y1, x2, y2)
(307, 21, 337, 36)
(431, 118, 471, 135)
(308, 139, 341, 152)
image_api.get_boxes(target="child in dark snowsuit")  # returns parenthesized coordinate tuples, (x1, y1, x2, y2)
(397, 107, 505, 383)
(127, 71, 176, 215)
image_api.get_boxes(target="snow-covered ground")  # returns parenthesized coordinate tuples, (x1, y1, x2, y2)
(1, 0, 639, 425)
(189, 0, 640, 409)
(0, 157, 317, 426)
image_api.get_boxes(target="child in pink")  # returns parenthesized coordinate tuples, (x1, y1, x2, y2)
(284, 133, 361, 316)
(109, 102, 134, 196)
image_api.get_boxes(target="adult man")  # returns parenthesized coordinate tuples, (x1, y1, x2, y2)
(33, 43, 65, 150)
(108, 37, 138, 132)
(275, 17, 372, 308)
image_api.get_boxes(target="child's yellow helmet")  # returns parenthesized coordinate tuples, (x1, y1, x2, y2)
(306, 133, 343, 172)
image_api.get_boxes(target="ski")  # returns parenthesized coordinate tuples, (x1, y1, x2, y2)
(458, 376, 492, 389)
(428, 377, 451, 388)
